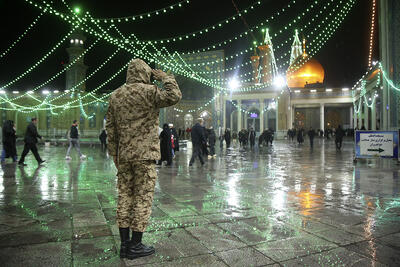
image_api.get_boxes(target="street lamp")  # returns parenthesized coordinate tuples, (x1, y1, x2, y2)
(228, 77, 240, 91)
(273, 75, 286, 89)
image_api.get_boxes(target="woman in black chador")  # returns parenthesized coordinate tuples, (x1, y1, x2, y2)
(1, 120, 18, 163)
(158, 123, 172, 166)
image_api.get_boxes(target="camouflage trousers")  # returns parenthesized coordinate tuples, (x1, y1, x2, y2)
(116, 160, 157, 232)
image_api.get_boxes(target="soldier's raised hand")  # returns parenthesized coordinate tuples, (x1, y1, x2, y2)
(152, 69, 167, 81)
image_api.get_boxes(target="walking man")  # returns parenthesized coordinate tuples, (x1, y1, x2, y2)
(224, 128, 231, 148)
(308, 127, 316, 149)
(99, 129, 107, 151)
(106, 59, 181, 260)
(18, 118, 45, 166)
(66, 120, 86, 160)
(208, 127, 216, 158)
(249, 127, 256, 148)
(335, 125, 345, 150)
(189, 118, 206, 166)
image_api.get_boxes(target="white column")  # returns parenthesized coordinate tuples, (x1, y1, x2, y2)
(364, 98, 369, 130)
(358, 100, 362, 128)
(237, 99, 242, 131)
(350, 106, 353, 129)
(289, 104, 294, 129)
(223, 98, 227, 130)
(352, 101, 358, 129)
(291, 104, 295, 128)
(380, 0, 389, 130)
(275, 99, 279, 131)
(371, 100, 377, 130)
(320, 104, 325, 131)
(259, 99, 264, 132)
(354, 109, 358, 129)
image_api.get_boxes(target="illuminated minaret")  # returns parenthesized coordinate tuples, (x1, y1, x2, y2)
(65, 30, 87, 93)
(290, 29, 302, 65)
(257, 28, 277, 83)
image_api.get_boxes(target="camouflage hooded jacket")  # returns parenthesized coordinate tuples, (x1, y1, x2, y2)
(106, 59, 182, 162)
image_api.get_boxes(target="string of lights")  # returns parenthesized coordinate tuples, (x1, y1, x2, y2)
(95, 0, 190, 23)
(0, 36, 102, 104)
(145, 0, 263, 45)
(179, 0, 333, 67)
(177, 0, 349, 75)
(0, 26, 78, 91)
(367, 0, 376, 67)
(0, 1, 352, 112)
(10, 0, 354, 113)
(181, 0, 308, 55)
(0, 11, 44, 59)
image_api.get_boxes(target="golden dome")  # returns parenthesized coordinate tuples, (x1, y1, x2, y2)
(286, 57, 325, 88)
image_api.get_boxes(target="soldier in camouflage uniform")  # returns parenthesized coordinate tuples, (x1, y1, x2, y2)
(106, 59, 181, 260)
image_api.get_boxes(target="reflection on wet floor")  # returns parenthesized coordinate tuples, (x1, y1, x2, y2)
(0, 139, 399, 266)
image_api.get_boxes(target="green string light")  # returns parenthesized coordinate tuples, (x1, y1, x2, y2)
(0, 11, 44, 59)
(181, 0, 299, 55)
(96, 0, 190, 23)
(0, 26, 79, 91)
(0, 36, 103, 104)
(10, 0, 356, 114)
(379, 63, 400, 91)
(145, 0, 262, 45)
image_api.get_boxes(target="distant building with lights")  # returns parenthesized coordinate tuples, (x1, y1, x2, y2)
(167, 30, 357, 137)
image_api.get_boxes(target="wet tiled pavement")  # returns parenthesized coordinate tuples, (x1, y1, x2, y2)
(1, 138, 400, 266)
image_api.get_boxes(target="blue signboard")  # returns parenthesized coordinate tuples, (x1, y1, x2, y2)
(355, 131, 399, 159)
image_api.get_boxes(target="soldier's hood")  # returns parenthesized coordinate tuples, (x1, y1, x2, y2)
(126, 59, 152, 84)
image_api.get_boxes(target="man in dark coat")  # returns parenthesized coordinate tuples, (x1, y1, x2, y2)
(219, 130, 224, 150)
(1, 120, 17, 163)
(18, 118, 45, 166)
(244, 129, 249, 146)
(297, 128, 304, 144)
(207, 127, 216, 158)
(249, 128, 256, 148)
(335, 125, 345, 150)
(201, 125, 209, 156)
(308, 127, 316, 148)
(189, 118, 205, 166)
(291, 128, 297, 141)
(238, 130, 243, 147)
(158, 123, 172, 166)
(224, 128, 231, 148)
(99, 129, 107, 151)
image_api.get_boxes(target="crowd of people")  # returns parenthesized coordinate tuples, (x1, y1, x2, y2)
(287, 125, 348, 150)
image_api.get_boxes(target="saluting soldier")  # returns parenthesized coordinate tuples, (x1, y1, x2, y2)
(106, 59, 181, 260)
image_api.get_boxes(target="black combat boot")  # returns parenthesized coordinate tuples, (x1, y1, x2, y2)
(126, 231, 155, 260)
(119, 228, 130, 258)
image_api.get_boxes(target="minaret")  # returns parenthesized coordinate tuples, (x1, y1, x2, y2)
(290, 29, 302, 65)
(65, 30, 88, 93)
(257, 29, 277, 84)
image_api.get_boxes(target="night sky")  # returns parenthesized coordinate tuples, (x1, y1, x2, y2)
(0, 0, 377, 93)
